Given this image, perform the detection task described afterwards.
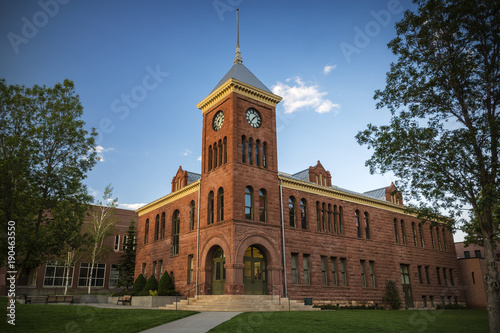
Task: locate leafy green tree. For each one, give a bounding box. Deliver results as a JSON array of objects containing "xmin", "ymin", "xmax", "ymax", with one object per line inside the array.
[
  {"xmin": 116, "ymin": 218, "xmax": 136, "ymax": 291},
  {"xmin": 158, "ymin": 271, "xmax": 176, "ymax": 296},
  {"xmin": 84, "ymin": 184, "xmax": 118, "ymax": 294},
  {"xmin": 139, "ymin": 275, "xmax": 158, "ymax": 296},
  {"xmin": 356, "ymin": 0, "xmax": 499, "ymax": 330},
  {"xmin": 131, "ymin": 274, "xmax": 146, "ymax": 296},
  {"xmin": 0, "ymin": 78, "xmax": 98, "ymax": 279},
  {"xmin": 383, "ymin": 280, "xmax": 402, "ymax": 310}
]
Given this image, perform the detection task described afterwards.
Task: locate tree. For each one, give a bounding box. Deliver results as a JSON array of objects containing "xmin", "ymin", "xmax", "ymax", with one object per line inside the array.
[
  {"xmin": 139, "ymin": 275, "xmax": 158, "ymax": 296},
  {"xmin": 116, "ymin": 218, "xmax": 136, "ymax": 291},
  {"xmin": 355, "ymin": 0, "xmax": 499, "ymax": 330},
  {"xmin": 131, "ymin": 274, "xmax": 146, "ymax": 296},
  {"xmin": 383, "ymin": 280, "xmax": 402, "ymax": 310},
  {"xmin": 84, "ymin": 184, "xmax": 118, "ymax": 294},
  {"xmin": 158, "ymin": 271, "xmax": 176, "ymax": 296},
  {"xmin": 0, "ymin": 78, "xmax": 98, "ymax": 279}
]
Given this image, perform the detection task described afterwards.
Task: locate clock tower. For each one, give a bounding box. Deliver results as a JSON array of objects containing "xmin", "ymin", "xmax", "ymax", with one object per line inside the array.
[{"xmin": 195, "ymin": 10, "xmax": 283, "ymax": 294}]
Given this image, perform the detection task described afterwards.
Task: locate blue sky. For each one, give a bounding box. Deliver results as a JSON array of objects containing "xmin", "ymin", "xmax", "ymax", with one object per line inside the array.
[{"xmin": 0, "ymin": 0, "xmax": 464, "ymax": 241}]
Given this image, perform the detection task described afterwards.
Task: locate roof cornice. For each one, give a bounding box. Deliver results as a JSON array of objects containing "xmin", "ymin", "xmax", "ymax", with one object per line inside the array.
[
  {"xmin": 136, "ymin": 180, "xmax": 200, "ymax": 215},
  {"xmin": 197, "ymin": 78, "xmax": 282, "ymax": 113}
]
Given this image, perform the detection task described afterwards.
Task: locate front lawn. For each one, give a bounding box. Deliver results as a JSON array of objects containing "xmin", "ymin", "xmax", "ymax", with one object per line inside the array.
[
  {"xmin": 208, "ymin": 309, "xmax": 489, "ymax": 333},
  {"xmin": 0, "ymin": 297, "xmax": 197, "ymax": 333}
]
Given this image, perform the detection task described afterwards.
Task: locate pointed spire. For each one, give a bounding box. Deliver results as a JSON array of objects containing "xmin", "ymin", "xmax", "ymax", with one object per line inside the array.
[{"xmin": 234, "ymin": 8, "xmax": 243, "ymax": 64}]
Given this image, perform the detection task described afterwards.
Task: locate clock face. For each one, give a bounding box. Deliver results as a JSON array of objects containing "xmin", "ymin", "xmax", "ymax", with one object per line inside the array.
[
  {"xmin": 213, "ymin": 111, "xmax": 224, "ymax": 131},
  {"xmin": 246, "ymin": 108, "xmax": 261, "ymax": 128}
]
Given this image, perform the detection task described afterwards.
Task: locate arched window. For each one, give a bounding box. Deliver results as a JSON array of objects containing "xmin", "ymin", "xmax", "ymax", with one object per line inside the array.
[
  {"xmin": 436, "ymin": 226, "xmax": 442, "ymax": 250},
  {"xmin": 255, "ymin": 140, "xmax": 260, "ymax": 167},
  {"xmin": 245, "ymin": 186, "xmax": 253, "ymax": 220},
  {"xmin": 412, "ymin": 222, "xmax": 417, "ymax": 246},
  {"xmin": 300, "ymin": 199, "xmax": 308, "ymax": 229},
  {"xmin": 208, "ymin": 145, "xmax": 212, "ymax": 171},
  {"xmin": 289, "ymin": 197, "xmax": 296, "ymax": 227},
  {"xmin": 430, "ymin": 226, "xmax": 436, "ymax": 249},
  {"xmin": 248, "ymin": 138, "xmax": 253, "ymax": 165},
  {"xmin": 213, "ymin": 142, "xmax": 218, "ymax": 168},
  {"xmin": 208, "ymin": 191, "xmax": 214, "ymax": 225},
  {"xmin": 322, "ymin": 203, "xmax": 326, "ymax": 232},
  {"xmin": 364, "ymin": 212, "xmax": 370, "ymax": 239},
  {"xmin": 217, "ymin": 187, "xmax": 224, "ymax": 222},
  {"xmin": 259, "ymin": 189, "xmax": 267, "ymax": 222},
  {"xmin": 144, "ymin": 219, "xmax": 149, "ymax": 244},
  {"xmin": 328, "ymin": 204, "xmax": 332, "ymax": 233},
  {"xmin": 218, "ymin": 140, "xmax": 223, "ymax": 166},
  {"xmin": 223, "ymin": 137, "xmax": 227, "ymax": 164},
  {"xmin": 333, "ymin": 205, "xmax": 338, "ymax": 234},
  {"xmin": 161, "ymin": 212, "xmax": 165, "ymax": 239},
  {"xmin": 172, "ymin": 210, "xmax": 180, "ymax": 255},
  {"xmin": 442, "ymin": 228, "xmax": 448, "ymax": 251},
  {"xmin": 263, "ymin": 142, "xmax": 267, "ymax": 168},
  {"xmin": 154, "ymin": 214, "xmax": 160, "ymax": 241},
  {"xmin": 419, "ymin": 223, "xmax": 425, "ymax": 247},
  {"xmin": 401, "ymin": 220, "xmax": 407, "ymax": 244},
  {"xmin": 189, "ymin": 201, "xmax": 195, "ymax": 231},
  {"xmin": 394, "ymin": 218, "xmax": 399, "ymax": 243},
  {"xmin": 316, "ymin": 202, "xmax": 321, "ymax": 231},
  {"xmin": 355, "ymin": 210, "xmax": 361, "ymax": 237},
  {"xmin": 338, "ymin": 206, "xmax": 344, "ymax": 234},
  {"xmin": 241, "ymin": 136, "xmax": 246, "ymax": 163}
]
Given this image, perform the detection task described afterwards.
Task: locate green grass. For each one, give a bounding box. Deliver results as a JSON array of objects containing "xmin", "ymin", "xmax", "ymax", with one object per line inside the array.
[
  {"xmin": 208, "ymin": 309, "xmax": 489, "ymax": 333},
  {"xmin": 0, "ymin": 297, "xmax": 197, "ymax": 333}
]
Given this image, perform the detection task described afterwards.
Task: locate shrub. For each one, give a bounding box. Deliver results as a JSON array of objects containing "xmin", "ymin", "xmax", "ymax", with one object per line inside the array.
[
  {"xmin": 383, "ymin": 280, "xmax": 402, "ymax": 310},
  {"xmin": 139, "ymin": 275, "xmax": 158, "ymax": 296},
  {"xmin": 131, "ymin": 274, "xmax": 146, "ymax": 296},
  {"xmin": 158, "ymin": 271, "xmax": 176, "ymax": 296},
  {"xmin": 149, "ymin": 290, "xmax": 158, "ymax": 296}
]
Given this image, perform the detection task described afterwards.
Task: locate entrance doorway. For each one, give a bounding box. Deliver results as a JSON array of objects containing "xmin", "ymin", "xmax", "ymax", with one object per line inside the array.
[
  {"xmin": 244, "ymin": 246, "xmax": 266, "ymax": 295},
  {"xmin": 400, "ymin": 264, "xmax": 414, "ymax": 308},
  {"xmin": 212, "ymin": 247, "xmax": 225, "ymax": 295}
]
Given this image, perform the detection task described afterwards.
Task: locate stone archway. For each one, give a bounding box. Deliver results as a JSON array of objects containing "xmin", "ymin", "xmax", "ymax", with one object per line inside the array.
[
  {"xmin": 211, "ymin": 246, "xmax": 225, "ymax": 295},
  {"xmin": 243, "ymin": 245, "xmax": 266, "ymax": 295}
]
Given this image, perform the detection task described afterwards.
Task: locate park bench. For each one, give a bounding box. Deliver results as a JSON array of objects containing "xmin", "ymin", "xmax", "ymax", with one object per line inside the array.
[
  {"xmin": 45, "ymin": 295, "xmax": 74, "ymax": 305},
  {"xmin": 117, "ymin": 295, "xmax": 132, "ymax": 305},
  {"xmin": 18, "ymin": 294, "xmax": 31, "ymax": 304}
]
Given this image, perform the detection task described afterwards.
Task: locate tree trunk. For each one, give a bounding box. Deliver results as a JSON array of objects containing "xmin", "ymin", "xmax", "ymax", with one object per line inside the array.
[
  {"xmin": 483, "ymin": 233, "xmax": 500, "ymax": 333},
  {"xmin": 88, "ymin": 246, "xmax": 97, "ymax": 294},
  {"xmin": 64, "ymin": 251, "xmax": 74, "ymax": 296}
]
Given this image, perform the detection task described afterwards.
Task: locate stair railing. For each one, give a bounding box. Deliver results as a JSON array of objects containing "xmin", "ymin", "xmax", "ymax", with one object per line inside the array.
[
  {"xmin": 175, "ymin": 282, "xmax": 210, "ymax": 310},
  {"xmin": 263, "ymin": 282, "xmax": 285, "ymax": 306}
]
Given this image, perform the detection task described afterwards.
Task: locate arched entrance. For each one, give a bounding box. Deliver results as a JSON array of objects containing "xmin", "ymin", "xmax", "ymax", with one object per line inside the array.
[
  {"xmin": 244, "ymin": 246, "xmax": 266, "ymax": 295},
  {"xmin": 212, "ymin": 247, "xmax": 225, "ymax": 295}
]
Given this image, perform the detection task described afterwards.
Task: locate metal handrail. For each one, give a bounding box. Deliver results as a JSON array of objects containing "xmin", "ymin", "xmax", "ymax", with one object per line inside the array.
[
  {"xmin": 264, "ymin": 282, "xmax": 285, "ymax": 306},
  {"xmin": 175, "ymin": 282, "xmax": 210, "ymax": 310}
]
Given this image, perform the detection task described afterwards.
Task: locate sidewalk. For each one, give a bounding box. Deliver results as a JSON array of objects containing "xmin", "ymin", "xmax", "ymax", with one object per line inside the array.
[{"xmin": 140, "ymin": 311, "xmax": 242, "ymax": 333}]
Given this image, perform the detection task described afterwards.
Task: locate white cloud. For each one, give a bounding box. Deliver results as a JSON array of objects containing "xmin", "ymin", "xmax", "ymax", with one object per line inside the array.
[
  {"xmin": 119, "ymin": 203, "xmax": 146, "ymax": 210},
  {"xmin": 88, "ymin": 187, "xmax": 99, "ymax": 198},
  {"xmin": 323, "ymin": 64, "xmax": 337, "ymax": 74},
  {"xmin": 197, "ymin": 156, "xmax": 202, "ymax": 162},
  {"xmin": 271, "ymin": 77, "xmax": 340, "ymax": 114},
  {"xmin": 183, "ymin": 149, "xmax": 192, "ymax": 156},
  {"xmin": 95, "ymin": 145, "xmax": 114, "ymax": 162}
]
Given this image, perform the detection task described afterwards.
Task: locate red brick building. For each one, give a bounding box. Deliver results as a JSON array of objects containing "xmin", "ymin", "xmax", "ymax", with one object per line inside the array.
[{"xmin": 135, "ymin": 40, "xmax": 465, "ymax": 308}]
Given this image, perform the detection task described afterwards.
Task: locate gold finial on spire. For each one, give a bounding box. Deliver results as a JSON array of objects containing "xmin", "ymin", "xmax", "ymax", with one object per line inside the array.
[{"xmin": 234, "ymin": 8, "xmax": 243, "ymax": 64}]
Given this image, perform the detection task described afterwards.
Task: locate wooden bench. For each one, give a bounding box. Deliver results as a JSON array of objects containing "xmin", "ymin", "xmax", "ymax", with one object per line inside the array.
[
  {"xmin": 45, "ymin": 295, "xmax": 74, "ymax": 305},
  {"xmin": 117, "ymin": 295, "xmax": 132, "ymax": 305}
]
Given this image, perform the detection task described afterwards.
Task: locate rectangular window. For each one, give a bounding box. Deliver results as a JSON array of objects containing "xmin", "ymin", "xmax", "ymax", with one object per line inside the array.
[
  {"xmin": 436, "ymin": 267, "xmax": 441, "ymax": 285},
  {"xmin": 321, "ymin": 256, "xmax": 328, "ymax": 286},
  {"xmin": 78, "ymin": 263, "xmax": 106, "ymax": 287},
  {"xmin": 430, "ymin": 296, "xmax": 434, "ymax": 307},
  {"xmin": 401, "ymin": 220, "xmax": 407, "ymax": 244},
  {"xmin": 114, "ymin": 235, "xmax": 120, "ymax": 251},
  {"xmin": 291, "ymin": 253, "xmax": 299, "ymax": 284},
  {"xmin": 369, "ymin": 261, "xmax": 376, "ymax": 287},
  {"xmin": 340, "ymin": 258, "xmax": 348, "ymax": 286},
  {"xmin": 425, "ymin": 266, "xmax": 430, "ymax": 284},
  {"xmin": 153, "ymin": 261, "xmax": 157, "ymax": 279},
  {"xmin": 443, "ymin": 267, "xmax": 448, "ymax": 285},
  {"xmin": 188, "ymin": 255, "xmax": 194, "ymax": 284},
  {"xmin": 303, "ymin": 254, "xmax": 311, "ymax": 285},
  {"xmin": 109, "ymin": 264, "xmax": 119, "ymax": 288},
  {"xmin": 360, "ymin": 260, "xmax": 367, "ymax": 287},
  {"xmin": 422, "ymin": 295, "xmax": 427, "ymax": 307},
  {"xmin": 43, "ymin": 261, "xmax": 74, "ymax": 287},
  {"xmin": 142, "ymin": 263, "xmax": 146, "ymax": 276},
  {"xmin": 331, "ymin": 257, "xmax": 338, "ymax": 286},
  {"xmin": 418, "ymin": 266, "xmax": 423, "ymax": 284},
  {"xmin": 159, "ymin": 260, "xmax": 163, "ymax": 279},
  {"xmin": 464, "ymin": 251, "xmax": 470, "ymax": 258},
  {"xmin": 449, "ymin": 269, "xmax": 454, "ymax": 286},
  {"xmin": 475, "ymin": 250, "xmax": 482, "ymax": 258},
  {"xmin": 122, "ymin": 235, "xmax": 128, "ymax": 251}
]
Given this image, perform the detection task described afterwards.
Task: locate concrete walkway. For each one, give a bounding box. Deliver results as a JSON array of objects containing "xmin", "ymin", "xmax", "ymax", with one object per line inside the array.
[{"xmin": 140, "ymin": 311, "xmax": 242, "ymax": 333}]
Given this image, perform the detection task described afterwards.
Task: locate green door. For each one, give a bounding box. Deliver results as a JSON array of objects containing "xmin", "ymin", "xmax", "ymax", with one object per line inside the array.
[
  {"xmin": 400, "ymin": 264, "xmax": 414, "ymax": 308},
  {"xmin": 244, "ymin": 246, "xmax": 266, "ymax": 295},
  {"xmin": 212, "ymin": 248, "xmax": 225, "ymax": 295}
]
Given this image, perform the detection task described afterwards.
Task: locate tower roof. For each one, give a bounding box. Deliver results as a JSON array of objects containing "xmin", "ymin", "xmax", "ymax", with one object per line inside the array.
[{"xmin": 211, "ymin": 63, "xmax": 272, "ymax": 94}]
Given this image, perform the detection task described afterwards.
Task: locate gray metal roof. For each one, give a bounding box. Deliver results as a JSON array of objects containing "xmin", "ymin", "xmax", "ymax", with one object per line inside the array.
[
  {"xmin": 211, "ymin": 63, "xmax": 272, "ymax": 93},
  {"xmin": 186, "ymin": 171, "xmax": 201, "ymax": 184},
  {"xmin": 363, "ymin": 187, "xmax": 386, "ymax": 200},
  {"xmin": 291, "ymin": 169, "xmax": 310, "ymax": 182}
]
